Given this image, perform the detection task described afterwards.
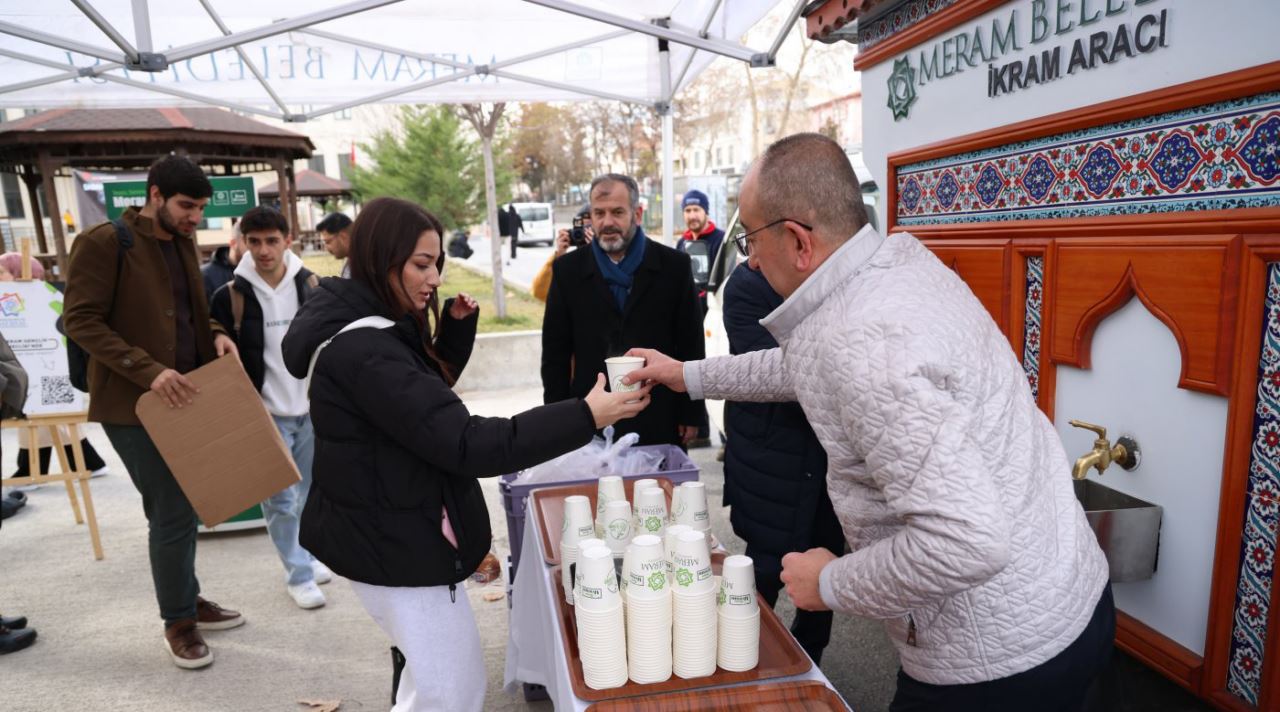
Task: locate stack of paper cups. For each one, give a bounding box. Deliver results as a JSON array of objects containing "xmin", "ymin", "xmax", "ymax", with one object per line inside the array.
[
  {"xmin": 675, "ymin": 481, "xmax": 711, "ymax": 533},
  {"xmin": 575, "ymin": 546, "xmax": 629, "ymax": 690},
  {"xmin": 669, "ymin": 485, "xmax": 685, "ymax": 526},
  {"xmin": 601, "ymin": 499, "xmax": 632, "ymax": 557},
  {"xmin": 631, "ymin": 479, "xmax": 659, "ymax": 532},
  {"xmin": 624, "ymin": 534, "xmax": 672, "ymax": 683},
  {"xmin": 595, "ymin": 476, "xmax": 626, "ymax": 538},
  {"xmin": 561, "ymin": 495, "xmax": 597, "ymax": 605},
  {"xmin": 633, "ymin": 485, "xmax": 668, "ymax": 537},
  {"xmin": 717, "ymin": 554, "xmax": 761, "ymax": 672},
  {"xmin": 663, "ymin": 524, "xmax": 692, "ymax": 587},
  {"xmin": 671, "ymin": 530, "xmax": 717, "ymax": 678}
]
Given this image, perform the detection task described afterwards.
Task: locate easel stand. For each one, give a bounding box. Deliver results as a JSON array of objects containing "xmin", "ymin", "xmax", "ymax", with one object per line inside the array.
[{"xmin": 1, "ymin": 412, "xmax": 104, "ymax": 560}]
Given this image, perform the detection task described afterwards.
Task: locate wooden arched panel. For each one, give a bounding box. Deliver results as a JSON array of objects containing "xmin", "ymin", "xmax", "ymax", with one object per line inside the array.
[
  {"xmin": 1048, "ymin": 237, "xmax": 1242, "ymax": 396},
  {"xmin": 921, "ymin": 239, "xmax": 1012, "ymax": 336}
]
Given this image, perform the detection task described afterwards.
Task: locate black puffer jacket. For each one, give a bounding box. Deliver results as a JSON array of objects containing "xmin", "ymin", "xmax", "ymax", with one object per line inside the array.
[
  {"xmin": 282, "ymin": 277, "xmax": 596, "ymax": 587},
  {"xmin": 722, "ymin": 263, "xmax": 842, "ymax": 578}
]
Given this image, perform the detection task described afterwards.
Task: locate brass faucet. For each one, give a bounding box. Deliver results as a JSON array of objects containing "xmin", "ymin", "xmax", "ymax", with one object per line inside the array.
[{"xmin": 1068, "ymin": 420, "xmax": 1140, "ymax": 480}]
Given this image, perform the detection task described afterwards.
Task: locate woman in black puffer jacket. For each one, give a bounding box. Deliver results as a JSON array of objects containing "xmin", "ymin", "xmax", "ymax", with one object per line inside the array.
[{"xmin": 282, "ymin": 197, "xmax": 650, "ymax": 711}]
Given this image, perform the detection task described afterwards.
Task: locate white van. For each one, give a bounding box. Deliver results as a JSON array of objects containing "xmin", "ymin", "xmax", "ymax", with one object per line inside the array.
[{"xmin": 510, "ymin": 202, "xmax": 555, "ymax": 246}]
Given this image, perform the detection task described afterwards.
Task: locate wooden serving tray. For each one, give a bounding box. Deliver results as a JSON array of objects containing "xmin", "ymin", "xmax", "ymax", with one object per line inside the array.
[
  {"xmin": 534, "ymin": 478, "xmax": 677, "ymax": 566},
  {"xmin": 550, "ymin": 565, "xmax": 812, "ymax": 702},
  {"xmin": 583, "ymin": 680, "xmax": 849, "ymax": 711}
]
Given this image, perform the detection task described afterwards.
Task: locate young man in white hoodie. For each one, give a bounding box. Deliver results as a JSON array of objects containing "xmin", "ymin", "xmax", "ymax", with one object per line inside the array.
[{"xmin": 210, "ymin": 206, "xmax": 332, "ymax": 609}]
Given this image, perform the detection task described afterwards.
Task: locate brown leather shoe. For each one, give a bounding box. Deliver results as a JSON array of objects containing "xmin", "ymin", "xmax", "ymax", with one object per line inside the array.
[
  {"xmin": 163, "ymin": 619, "xmax": 212, "ymax": 669},
  {"xmin": 195, "ymin": 597, "xmax": 245, "ymax": 631}
]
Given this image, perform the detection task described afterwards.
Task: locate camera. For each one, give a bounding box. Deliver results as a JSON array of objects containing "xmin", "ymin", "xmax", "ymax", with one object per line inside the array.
[{"xmin": 569, "ymin": 214, "xmax": 588, "ymax": 247}]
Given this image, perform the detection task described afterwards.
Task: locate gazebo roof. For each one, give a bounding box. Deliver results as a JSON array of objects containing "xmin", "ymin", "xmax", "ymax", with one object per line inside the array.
[
  {"xmin": 0, "ymin": 107, "xmax": 314, "ymax": 173},
  {"xmin": 259, "ymin": 169, "xmax": 353, "ymax": 199}
]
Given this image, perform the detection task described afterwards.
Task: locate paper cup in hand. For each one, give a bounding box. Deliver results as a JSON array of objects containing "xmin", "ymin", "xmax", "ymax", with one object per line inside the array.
[
  {"xmin": 718, "ymin": 554, "xmax": 760, "ymax": 618},
  {"xmin": 602, "ymin": 499, "xmax": 632, "ymax": 555},
  {"xmin": 675, "ymin": 481, "xmax": 710, "ymax": 532},
  {"xmin": 604, "ymin": 356, "xmax": 645, "ymax": 393},
  {"xmin": 633, "ymin": 486, "xmax": 668, "ymax": 536}
]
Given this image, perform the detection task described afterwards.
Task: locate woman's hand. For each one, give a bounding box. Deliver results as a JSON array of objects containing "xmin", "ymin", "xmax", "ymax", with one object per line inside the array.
[
  {"xmin": 448, "ymin": 293, "xmax": 479, "ymax": 320},
  {"xmin": 584, "ymin": 373, "xmax": 652, "ymax": 428}
]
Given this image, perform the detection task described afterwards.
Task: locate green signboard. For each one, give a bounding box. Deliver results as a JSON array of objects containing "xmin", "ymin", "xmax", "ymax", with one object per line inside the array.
[{"xmin": 103, "ymin": 176, "xmax": 256, "ymax": 220}]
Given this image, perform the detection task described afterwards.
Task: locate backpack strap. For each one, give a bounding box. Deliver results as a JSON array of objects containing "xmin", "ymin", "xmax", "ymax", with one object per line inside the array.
[
  {"xmin": 228, "ymin": 281, "xmax": 244, "ymax": 337},
  {"xmin": 305, "ymin": 273, "xmax": 320, "ymax": 289},
  {"xmin": 305, "ymin": 316, "xmax": 395, "ymax": 397}
]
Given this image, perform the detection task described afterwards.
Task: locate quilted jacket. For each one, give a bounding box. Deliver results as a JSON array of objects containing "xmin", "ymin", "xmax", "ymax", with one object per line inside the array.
[{"xmin": 686, "ymin": 226, "xmax": 1109, "ymax": 685}]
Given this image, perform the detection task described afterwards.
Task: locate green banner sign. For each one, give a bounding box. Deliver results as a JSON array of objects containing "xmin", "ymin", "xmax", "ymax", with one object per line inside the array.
[{"xmin": 103, "ymin": 176, "xmax": 257, "ymax": 220}]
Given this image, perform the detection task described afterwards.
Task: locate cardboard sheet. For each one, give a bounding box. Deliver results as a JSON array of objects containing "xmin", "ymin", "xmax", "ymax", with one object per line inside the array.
[{"xmin": 136, "ymin": 355, "xmax": 300, "ymax": 527}]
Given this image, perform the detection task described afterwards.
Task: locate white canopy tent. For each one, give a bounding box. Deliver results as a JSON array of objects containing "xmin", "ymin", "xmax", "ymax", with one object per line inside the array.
[{"xmin": 0, "ymin": 0, "xmax": 797, "ymax": 235}]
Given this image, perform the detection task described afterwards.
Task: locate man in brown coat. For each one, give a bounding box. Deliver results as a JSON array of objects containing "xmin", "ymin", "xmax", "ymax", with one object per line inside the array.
[{"xmin": 64, "ymin": 155, "xmax": 244, "ymax": 670}]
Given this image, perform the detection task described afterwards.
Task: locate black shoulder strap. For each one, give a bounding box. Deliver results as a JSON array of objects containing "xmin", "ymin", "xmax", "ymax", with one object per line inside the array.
[{"xmin": 110, "ymin": 218, "xmax": 134, "ymax": 253}]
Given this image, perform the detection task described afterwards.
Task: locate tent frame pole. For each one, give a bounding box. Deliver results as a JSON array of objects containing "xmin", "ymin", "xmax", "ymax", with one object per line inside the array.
[
  {"xmin": 69, "ymin": 0, "xmax": 140, "ymax": 65},
  {"xmin": 522, "ymin": 0, "xmax": 771, "ymax": 66}
]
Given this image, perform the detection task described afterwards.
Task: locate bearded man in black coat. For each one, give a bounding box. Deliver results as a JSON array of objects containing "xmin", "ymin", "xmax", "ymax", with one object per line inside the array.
[{"xmin": 541, "ymin": 174, "xmax": 705, "ymax": 447}]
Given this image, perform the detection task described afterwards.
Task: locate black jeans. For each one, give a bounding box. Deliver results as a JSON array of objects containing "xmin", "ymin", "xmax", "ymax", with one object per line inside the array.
[
  {"xmin": 104, "ymin": 425, "xmax": 200, "ymax": 624},
  {"xmin": 890, "ymin": 583, "xmax": 1116, "ymax": 712}
]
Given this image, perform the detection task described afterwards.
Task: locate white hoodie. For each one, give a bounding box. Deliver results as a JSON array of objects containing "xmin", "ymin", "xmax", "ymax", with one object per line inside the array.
[{"xmin": 235, "ymin": 249, "xmax": 309, "ymax": 417}]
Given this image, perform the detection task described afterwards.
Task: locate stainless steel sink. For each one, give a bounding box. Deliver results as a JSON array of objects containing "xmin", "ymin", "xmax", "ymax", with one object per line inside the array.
[{"xmin": 1074, "ymin": 480, "xmax": 1162, "ymax": 582}]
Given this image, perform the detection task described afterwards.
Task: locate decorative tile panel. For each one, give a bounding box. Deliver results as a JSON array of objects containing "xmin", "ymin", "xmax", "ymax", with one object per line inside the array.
[
  {"xmin": 1227, "ymin": 262, "xmax": 1280, "ymax": 706},
  {"xmin": 895, "ymin": 92, "xmax": 1280, "ymax": 225},
  {"xmin": 1021, "ymin": 256, "xmax": 1043, "ymax": 401},
  {"xmin": 859, "ymin": 0, "xmax": 961, "ymax": 52}
]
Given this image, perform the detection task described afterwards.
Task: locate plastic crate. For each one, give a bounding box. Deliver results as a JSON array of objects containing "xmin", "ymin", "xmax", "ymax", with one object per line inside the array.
[{"xmin": 500, "ymin": 444, "xmax": 699, "ymax": 581}]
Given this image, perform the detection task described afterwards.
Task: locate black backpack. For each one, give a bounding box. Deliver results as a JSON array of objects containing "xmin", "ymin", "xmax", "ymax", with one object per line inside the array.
[{"xmin": 65, "ymin": 218, "xmax": 133, "ymax": 392}]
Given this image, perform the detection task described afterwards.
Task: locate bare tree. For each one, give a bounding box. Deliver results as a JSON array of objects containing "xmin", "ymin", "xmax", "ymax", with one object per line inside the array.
[{"xmin": 459, "ymin": 102, "xmax": 508, "ymax": 319}]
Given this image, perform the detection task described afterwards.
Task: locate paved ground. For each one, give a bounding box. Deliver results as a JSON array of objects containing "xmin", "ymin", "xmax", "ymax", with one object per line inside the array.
[
  {"xmin": 451, "ymin": 236, "xmax": 557, "ymax": 293},
  {"xmin": 0, "ymin": 386, "xmax": 1212, "ymax": 711}
]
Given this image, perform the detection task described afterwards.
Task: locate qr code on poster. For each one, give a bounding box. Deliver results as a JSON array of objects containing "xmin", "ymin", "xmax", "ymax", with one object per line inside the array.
[{"xmin": 41, "ymin": 375, "xmax": 76, "ymax": 405}]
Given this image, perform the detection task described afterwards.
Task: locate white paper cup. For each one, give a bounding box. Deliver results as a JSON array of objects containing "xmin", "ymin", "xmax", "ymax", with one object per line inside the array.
[
  {"xmin": 676, "ymin": 481, "xmax": 710, "ymax": 531},
  {"xmin": 671, "ymin": 530, "xmax": 714, "ymax": 593},
  {"xmin": 576, "ymin": 546, "xmax": 623, "ymax": 611},
  {"xmin": 633, "ymin": 486, "xmax": 668, "ymax": 536},
  {"xmin": 718, "ymin": 554, "xmax": 760, "ymax": 617},
  {"xmin": 563, "ymin": 495, "xmax": 596, "ymax": 545},
  {"xmin": 672, "ymin": 586, "xmax": 718, "ymax": 679},
  {"xmin": 605, "ymin": 355, "xmax": 645, "ymax": 393},
  {"xmin": 602, "ymin": 499, "xmax": 632, "ymax": 555},
  {"xmin": 663, "ymin": 524, "xmax": 692, "ymax": 584},
  {"xmin": 625, "ymin": 535, "xmax": 669, "ymax": 598},
  {"xmin": 596, "ymin": 476, "xmax": 626, "ymax": 536},
  {"xmin": 716, "ymin": 610, "xmax": 760, "ymax": 672},
  {"xmin": 632, "ymin": 478, "xmax": 659, "ymax": 494},
  {"xmin": 669, "ymin": 485, "xmax": 685, "ymax": 525}
]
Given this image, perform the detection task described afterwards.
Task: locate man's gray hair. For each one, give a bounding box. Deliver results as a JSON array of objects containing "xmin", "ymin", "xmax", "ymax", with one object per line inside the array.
[
  {"xmin": 754, "ymin": 133, "xmax": 868, "ymax": 243},
  {"xmin": 589, "ymin": 173, "xmax": 640, "ymax": 209}
]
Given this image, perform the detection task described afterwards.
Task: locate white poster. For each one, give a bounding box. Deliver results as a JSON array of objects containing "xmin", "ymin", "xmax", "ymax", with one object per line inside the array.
[{"xmin": 0, "ymin": 281, "xmax": 85, "ymax": 415}]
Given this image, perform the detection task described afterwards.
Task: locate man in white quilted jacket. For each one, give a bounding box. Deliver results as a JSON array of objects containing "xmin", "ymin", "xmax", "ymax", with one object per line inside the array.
[{"xmin": 625, "ymin": 133, "xmax": 1114, "ymax": 711}]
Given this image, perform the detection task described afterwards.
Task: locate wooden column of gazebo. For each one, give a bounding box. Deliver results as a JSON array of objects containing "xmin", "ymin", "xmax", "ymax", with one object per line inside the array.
[{"xmin": 0, "ymin": 108, "xmax": 314, "ymax": 277}]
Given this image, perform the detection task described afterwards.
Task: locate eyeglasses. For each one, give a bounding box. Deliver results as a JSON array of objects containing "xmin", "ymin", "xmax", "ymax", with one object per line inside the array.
[{"xmin": 731, "ymin": 218, "xmax": 813, "ymax": 257}]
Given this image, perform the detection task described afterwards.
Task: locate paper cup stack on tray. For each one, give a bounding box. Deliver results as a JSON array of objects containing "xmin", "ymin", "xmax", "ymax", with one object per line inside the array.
[
  {"xmin": 623, "ymin": 534, "xmax": 673, "ymax": 683},
  {"xmin": 670, "ymin": 529, "xmax": 718, "ymax": 678},
  {"xmin": 560, "ymin": 495, "xmax": 596, "ymax": 605},
  {"xmin": 717, "ymin": 555, "xmax": 761, "ymax": 672},
  {"xmin": 595, "ymin": 475, "xmax": 626, "ymax": 538},
  {"xmin": 575, "ymin": 546, "xmax": 629, "ymax": 690},
  {"xmin": 632, "ymin": 484, "xmax": 668, "ymax": 537}
]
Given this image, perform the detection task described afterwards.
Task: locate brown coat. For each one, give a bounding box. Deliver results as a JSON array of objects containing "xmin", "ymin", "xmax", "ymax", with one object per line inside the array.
[{"xmin": 63, "ymin": 207, "xmax": 225, "ymax": 425}]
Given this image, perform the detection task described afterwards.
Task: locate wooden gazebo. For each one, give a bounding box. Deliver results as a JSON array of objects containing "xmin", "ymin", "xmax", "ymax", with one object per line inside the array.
[
  {"xmin": 258, "ymin": 168, "xmax": 354, "ymax": 202},
  {"xmin": 0, "ymin": 107, "xmax": 314, "ymax": 275}
]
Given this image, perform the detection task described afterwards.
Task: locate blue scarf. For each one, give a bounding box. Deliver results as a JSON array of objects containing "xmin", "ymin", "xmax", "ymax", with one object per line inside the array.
[{"xmin": 592, "ymin": 226, "xmax": 647, "ymax": 312}]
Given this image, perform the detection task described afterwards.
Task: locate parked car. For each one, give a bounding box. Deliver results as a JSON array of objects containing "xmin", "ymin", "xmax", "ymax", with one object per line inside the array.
[
  {"xmin": 511, "ymin": 202, "xmax": 555, "ymax": 246},
  {"xmin": 702, "ymin": 182, "xmax": 878, "ymax": 437}
]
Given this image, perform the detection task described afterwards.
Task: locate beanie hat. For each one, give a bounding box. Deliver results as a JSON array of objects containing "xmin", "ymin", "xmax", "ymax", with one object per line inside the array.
[{"xmin": 681, "ymin": 190, "xmax": 709, "ymax": 212}]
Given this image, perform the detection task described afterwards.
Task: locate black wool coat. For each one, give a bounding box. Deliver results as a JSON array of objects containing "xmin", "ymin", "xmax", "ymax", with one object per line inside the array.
[
  {"xmin": 541, "ymin": 238, "xmax": 705, "ymax": 446},
  {"xmin": 282, "ymin": 277, "xmax": 595, "ymax": 587}
]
